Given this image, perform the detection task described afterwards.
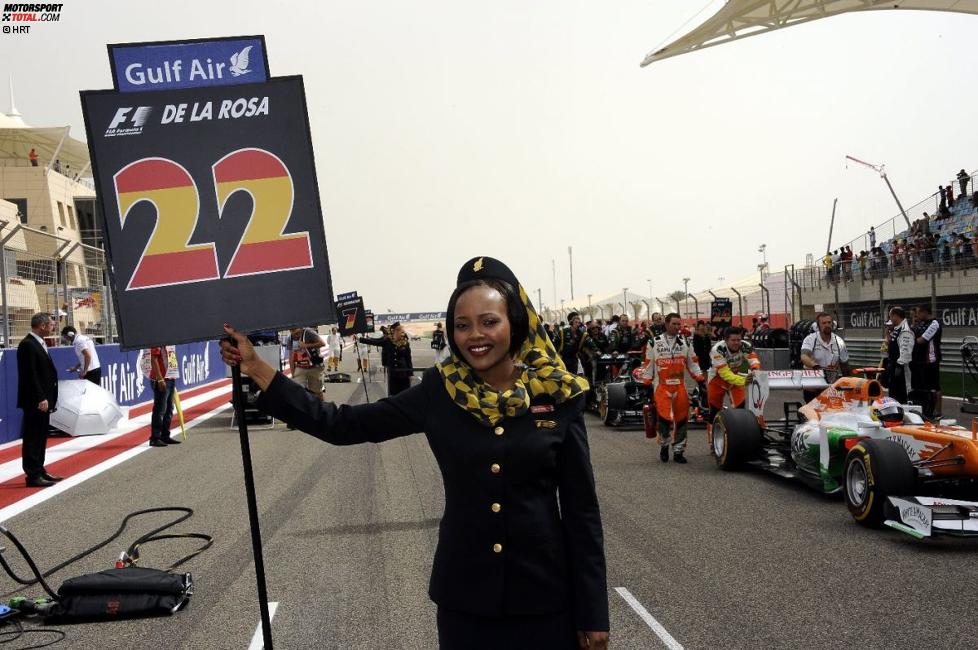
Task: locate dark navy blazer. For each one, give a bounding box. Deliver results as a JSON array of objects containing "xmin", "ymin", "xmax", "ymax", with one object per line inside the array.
[{"xmin": 257, "ymin": 366, "xmax": 609, "ymax": 631}]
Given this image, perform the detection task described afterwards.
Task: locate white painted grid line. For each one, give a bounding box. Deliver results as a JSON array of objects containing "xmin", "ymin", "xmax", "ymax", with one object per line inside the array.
[
  {"xmin": 615, "ymin": 587, "xmax": 684, "ymax": 650},
  {"xmin": 247, "ymin": 602, "xmax": 279, "ymax": 650}
]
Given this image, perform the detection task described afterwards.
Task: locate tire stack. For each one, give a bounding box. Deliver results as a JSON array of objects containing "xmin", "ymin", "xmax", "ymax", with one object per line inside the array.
[
  {"xmin": 752, "ymin": 328, "xmax": 789, "ymax": 349},
  {"xmin": 789, "ymin": 319, "xmax": 816, "ymax": 369}
]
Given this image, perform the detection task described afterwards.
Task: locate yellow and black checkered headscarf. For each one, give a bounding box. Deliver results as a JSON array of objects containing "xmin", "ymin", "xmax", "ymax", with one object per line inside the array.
[{"xmin": 437, "ymin": 257, "xmax": 589, "ymax": 427}]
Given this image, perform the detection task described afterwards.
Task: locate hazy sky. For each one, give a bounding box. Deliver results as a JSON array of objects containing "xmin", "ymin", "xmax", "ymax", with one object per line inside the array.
[{"xmin": 5, "ymin": 1, "xmax": 977, "ymax": 313}]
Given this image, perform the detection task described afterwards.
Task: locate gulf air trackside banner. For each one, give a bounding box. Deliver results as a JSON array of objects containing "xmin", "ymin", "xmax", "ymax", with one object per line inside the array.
[{"xmin": 81, "ymin": 71, "xmax": 334, "ymax": 349}]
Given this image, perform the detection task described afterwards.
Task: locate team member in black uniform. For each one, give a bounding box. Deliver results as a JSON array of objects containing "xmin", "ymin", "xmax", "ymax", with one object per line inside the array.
[
  {"xmin": 557, "ymin": 312, "xmax": 586, "ymax": 374},
  {"xmin": 359, "ymin": 322, "xmax": 413, "ymax": 395},
  {"xmin": 221, "ymin": 257, "xmax": 609, "ymax": 649},
  {"xmin": 609, "ymin": 315, "xmax": 637, "ymax": 355}
]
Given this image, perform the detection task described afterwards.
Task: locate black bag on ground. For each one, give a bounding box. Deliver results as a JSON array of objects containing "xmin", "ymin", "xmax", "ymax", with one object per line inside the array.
[{"xmin": 49, "ymin": 567, "xmax": 193, "ymax": 622}]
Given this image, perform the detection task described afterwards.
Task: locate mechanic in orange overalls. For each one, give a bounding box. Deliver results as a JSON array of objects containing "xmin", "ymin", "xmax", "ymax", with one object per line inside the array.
[{"xmin": 641, "ymin": 313, "xmax": 705, "ymax": 464}]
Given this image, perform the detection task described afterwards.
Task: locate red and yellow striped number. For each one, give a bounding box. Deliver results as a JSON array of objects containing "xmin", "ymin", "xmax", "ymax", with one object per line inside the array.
[
  {"xmin": 214, "ymin": 148, "xmax": 313, "ymax": 278},
  {"xmin": 114, "ymin": 158, "xmax": 221, "ymax": 290}
]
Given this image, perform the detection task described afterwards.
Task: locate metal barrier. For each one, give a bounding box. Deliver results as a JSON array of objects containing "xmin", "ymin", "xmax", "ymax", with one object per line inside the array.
[
  {"xmin": 844, "ymin": 337, "xmax": 966, "ymax": 373},
  {"xmin": 0, "ymin": 224, "xmax": 115, "ymax": 347}
]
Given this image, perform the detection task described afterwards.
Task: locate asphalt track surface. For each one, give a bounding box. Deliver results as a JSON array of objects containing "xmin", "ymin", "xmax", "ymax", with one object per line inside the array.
[{"xmin": 4, "ymin": 342, "xmax": 978, "ymax": 649}]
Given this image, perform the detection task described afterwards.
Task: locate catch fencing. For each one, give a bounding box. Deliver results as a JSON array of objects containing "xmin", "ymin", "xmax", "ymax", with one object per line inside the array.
[{"xmin": 0, "ymin": 224, "xmax": 115, "ymax": 347}]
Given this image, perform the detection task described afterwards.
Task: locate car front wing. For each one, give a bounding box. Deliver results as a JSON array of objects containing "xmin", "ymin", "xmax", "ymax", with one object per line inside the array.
[{"xmin": 885, "ymin": 496, "xmax": 978, "ymax": 539}]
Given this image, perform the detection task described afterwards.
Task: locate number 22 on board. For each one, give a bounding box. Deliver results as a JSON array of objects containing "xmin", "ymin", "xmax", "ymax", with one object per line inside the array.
[{"xmin": 113, "ymin": 147, "xmax": 313, "ymax": 290}]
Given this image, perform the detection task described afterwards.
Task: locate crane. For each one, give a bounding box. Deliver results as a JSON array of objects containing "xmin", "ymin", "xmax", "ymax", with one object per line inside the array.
[{"xmin": 845, "ymin": 155, "xmax": 912, "ymax": 231}]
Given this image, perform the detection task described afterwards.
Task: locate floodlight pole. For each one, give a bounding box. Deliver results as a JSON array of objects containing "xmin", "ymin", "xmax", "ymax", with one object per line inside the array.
[{"xmin": 845, "ymin": 155, "xmax": 911, "ymax": 231}]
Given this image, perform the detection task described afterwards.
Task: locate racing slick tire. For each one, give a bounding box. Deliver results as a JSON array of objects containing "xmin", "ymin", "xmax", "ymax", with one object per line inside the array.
[
  {"xmin": 602, "ymin": 382, "xmax": 626, "ymax": 426},
  {"xmin": 713, "ymin": 408, "xmax": 763, "ymax": 470},
  {"xmin": 844, "ymin": 438, "xmax": 916, "ymax": 527}
]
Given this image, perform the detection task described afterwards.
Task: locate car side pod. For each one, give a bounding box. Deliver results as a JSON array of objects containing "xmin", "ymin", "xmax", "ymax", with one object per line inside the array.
[{"xmin": 884, "ymin": 496, "xmax": 978, "ymax": 539}]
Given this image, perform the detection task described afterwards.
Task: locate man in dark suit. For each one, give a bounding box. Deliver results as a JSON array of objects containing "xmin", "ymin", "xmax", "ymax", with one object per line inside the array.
[{"xmin": 17, "ymin": 313, "xmax": 63, "ymax": 487}]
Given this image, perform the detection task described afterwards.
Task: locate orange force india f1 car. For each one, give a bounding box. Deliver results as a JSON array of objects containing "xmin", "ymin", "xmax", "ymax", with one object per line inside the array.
[{"xmin": 712, "ymin": 370, "xmax": 978, "ymax": 539}]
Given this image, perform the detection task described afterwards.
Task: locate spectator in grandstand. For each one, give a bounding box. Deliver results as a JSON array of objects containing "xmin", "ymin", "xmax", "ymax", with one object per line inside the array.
[
  {"xmin": 220, "ymin": 258, "xmax": 610, "ymax": 649},
  {"xmin": 939, "ymin": 185, "xmax": 948, "ymax": 214},
  {"xmin": 892, "ymin": 240, "xmax": 904, "ymax": 271},
  {"xmin": 868, "ymin": 226, "xmax": 876, "ymax": 249},
  {"xmin": 18, "ymin": 313, "xmax": 61, "ymax": 487},
  {"xmin": 947, "ymin": 182, "xmax": 955, "ymax": 207},
  {"xmin": 857, "ymin": 250, "xmax": 868, "ymax": 278},
  {"xmin": 822, "ymin": 251, "xmax": 833, "ymax": 281},
  {"xmin": 958, "ymin": 169, "xmax": 970, "ymax": 198},
  {"xmin": 61, "ymin": 325, "xmax": 101, "ymax": 384},
  {"xmin": 961, "ymin": 235, "xmax": 975, "ymax": 266},
  {"xmin": 911, "ymin": 305, "xmax": 942, "ymax": 418},
  {"xmin": 937, "ymin": 236, "xmax": 949, "ymax": 265},
  {"xmin": 800, "ymin": 312, "xmax": 850, "ymax": 403},
  {"xmin": 884, "ymin": 307, "xmax": 914, "ymax": 405},
  {"xmin": 842, "ymin": 247, "xmax": 854, "ymax": 282},
  {"xmin": 28, "ymin": 148, "xmax": 38, "ymax": 167}
]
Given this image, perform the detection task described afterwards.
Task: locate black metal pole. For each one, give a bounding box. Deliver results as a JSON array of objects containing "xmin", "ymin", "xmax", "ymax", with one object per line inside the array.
[
  {"xmin": 231, "ymin": 365, "xmax": 274, "ymax": 649},
  {"xmin": 354, "ymin": 340, "xmax": 370, "ymax": 403}
]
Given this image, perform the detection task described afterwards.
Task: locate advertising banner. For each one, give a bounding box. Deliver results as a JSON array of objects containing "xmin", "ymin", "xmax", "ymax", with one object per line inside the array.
[
  {"xmin": 374, "ymin": 312, "xmax": 446, "ymax": 324},
  {"xmin": 844, "ymin": 294, "xmax": 978, "ymax": 331},
  {"xmin": 109, "ymin": 36, "xmax": 269, "ymax": 92},
  {"xmin": 81, "ymin": 76, "xmax": 334, "ymax": 348},
  {"xmin": 0, "ymin": 341, "xmax": 224, "ymax": 443}
]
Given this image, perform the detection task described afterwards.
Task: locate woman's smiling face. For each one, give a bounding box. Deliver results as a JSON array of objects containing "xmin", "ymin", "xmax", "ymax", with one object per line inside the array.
[{"xmin": 452, "ymin": 284, "xmax": 513, "ymax": 377}]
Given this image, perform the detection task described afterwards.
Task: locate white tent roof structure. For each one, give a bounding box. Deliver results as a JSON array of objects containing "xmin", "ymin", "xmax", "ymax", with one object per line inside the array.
[
  {"xmin": 642, "ymin": 0, "xmax": 978, "ymax": 66},
  {"xmin": 0, "ymin": 76, "xmax": 92, "ymax": 175},
  {"xmin": 0, "ymin": 125, "xmax": 92, "ymax": 174}
]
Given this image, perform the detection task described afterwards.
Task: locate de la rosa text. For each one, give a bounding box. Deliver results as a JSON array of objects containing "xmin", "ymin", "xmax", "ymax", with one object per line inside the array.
[{"xmin": 160, "ymin": 96, "xmax": 270, "ymax": 124}]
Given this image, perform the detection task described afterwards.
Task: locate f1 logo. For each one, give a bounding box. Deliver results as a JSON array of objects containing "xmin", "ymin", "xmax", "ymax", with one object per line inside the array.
[{"xmin": 108, "ymin": 106, "xmax": 152, "ymax": 130}]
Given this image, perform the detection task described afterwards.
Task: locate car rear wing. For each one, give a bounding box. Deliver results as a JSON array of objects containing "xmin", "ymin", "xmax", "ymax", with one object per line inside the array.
[
  {"xmin": 744, "ymin": 370, "xmax": 829, "ymax": 418},
  {"xmin": 885, "ymin": 496, "xmax": 978, "ymax": 539},
  {"xmin": 762, "ymin": 369, "xmax": 831, "ymax": 391}
]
